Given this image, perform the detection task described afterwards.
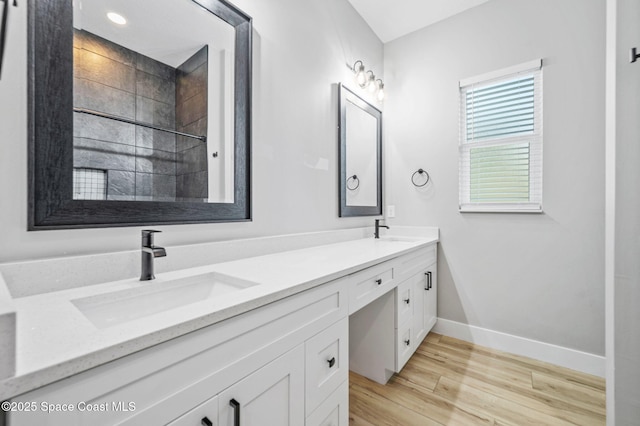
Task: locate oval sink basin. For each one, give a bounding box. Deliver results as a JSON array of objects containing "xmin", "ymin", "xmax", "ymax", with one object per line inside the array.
[{"xmin": 71, "ymin": 272, "xmax": 258, "ymax": 329}]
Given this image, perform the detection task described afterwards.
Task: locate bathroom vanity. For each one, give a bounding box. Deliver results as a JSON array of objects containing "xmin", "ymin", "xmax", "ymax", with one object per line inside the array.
[{"xmin": 1, "ymin": 231, "xmax": 438, "ymax": 425}]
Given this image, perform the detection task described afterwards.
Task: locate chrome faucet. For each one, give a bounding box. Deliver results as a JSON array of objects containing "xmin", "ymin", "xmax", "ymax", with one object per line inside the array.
[
  {"xmin": 374, "ymin": 219, "xmax": 389, "ymax": 239},
  {"xmin": 140, "ymin": 230, "xmax": 167, "ymax": 281}
]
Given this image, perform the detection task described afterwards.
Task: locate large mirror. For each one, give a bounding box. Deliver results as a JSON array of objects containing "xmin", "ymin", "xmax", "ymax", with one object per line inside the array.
[
  {"xmin": 338, "ymin": 84, "xmax": 382, "ymax": 217},
  {"xmin": 28, "ymin": 0, "xmax": 252, "ymax": 229}
]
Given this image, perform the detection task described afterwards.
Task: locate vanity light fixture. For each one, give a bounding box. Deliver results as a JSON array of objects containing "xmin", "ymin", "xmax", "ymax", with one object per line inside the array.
[
  {"xmin": 349, "ymin": 60, "xmax": 385, "ymax": 102},
  {"xmin": 107, "ymin": 12, "xmax": 127, "ymax": 25},
  {"xmin": 353, "ymin": 60, "xmax": 367, "ymax": 87}
]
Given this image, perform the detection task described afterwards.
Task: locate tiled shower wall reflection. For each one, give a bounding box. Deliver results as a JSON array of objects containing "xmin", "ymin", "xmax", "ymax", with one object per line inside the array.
[
  {"xmin": 72, "ymin": 30, "xmax": 208, "ymax": 201},
  {"xmin": 176, "ymin": 47, "xmax": 209, "ymax": 200}
]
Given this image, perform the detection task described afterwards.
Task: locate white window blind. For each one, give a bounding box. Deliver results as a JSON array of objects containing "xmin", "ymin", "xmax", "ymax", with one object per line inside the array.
[{"xmin": 459, "ymin": 60, "xmax": 543, "ymax": 212}]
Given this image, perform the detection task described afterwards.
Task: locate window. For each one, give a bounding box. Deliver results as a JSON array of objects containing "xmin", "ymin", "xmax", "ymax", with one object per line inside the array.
[
  {"xmin": 73, "ymin": 168, "xmax": 107, "ymax": 200},
  {"xmin": 459, "ymin": 59, "xmax": 543, "ymax": 212}
]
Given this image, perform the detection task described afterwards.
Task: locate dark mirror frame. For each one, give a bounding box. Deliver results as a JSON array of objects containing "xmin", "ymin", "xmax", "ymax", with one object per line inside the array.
[
  {"xmin": 338, "ymin": 83, "xmax": 382, "ymax": 217},
  {"xmin": 28, "ymin": 0, "xmax": 252, "ymax": 230}
]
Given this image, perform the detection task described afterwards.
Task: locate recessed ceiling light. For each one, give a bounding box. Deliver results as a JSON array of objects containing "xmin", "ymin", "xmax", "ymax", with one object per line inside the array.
[{"xmin": 107, "ymin": 12, "xmax": 126, "ymax": 25}]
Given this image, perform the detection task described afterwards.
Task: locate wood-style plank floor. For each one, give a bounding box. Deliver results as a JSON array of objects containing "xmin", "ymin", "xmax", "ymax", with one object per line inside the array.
[{"xmin": 349, "ymin": 333, "xmax": 605, "ymax": 425}]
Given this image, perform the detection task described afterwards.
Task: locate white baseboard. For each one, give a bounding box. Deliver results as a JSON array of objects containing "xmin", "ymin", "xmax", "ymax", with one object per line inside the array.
[{"xmin": 433, "ymin": 318, "xmax": 605, "ymax": 378}]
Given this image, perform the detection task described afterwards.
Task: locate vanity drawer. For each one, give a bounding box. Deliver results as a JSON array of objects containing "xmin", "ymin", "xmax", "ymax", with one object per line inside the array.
[
  {"xmin": 305, "ymin": 318, "xmax": 348, "ymax": 414},
  {"xmin": 395, "ymin": 279, "xmax": 413, "ymax": 328},
  {"xmin": 396, "ymin": 321, "xmax": 413, "ymax": 372},
  {"xmin": 306, "ymin": 380, "xmax": 348, "ymax": 426},
  {"xmin": 348, "ymin": 262, "xmax": 395, "ymax": 314},
  {"xmin": 394, "ymin": 245, "xmax": 436, "ymax": 281}
]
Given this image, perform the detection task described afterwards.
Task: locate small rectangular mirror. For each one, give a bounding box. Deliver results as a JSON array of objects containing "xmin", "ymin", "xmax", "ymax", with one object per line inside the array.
[{"xmin": 338, "ymin": 84, "xmax": 382, "ymax": 217}]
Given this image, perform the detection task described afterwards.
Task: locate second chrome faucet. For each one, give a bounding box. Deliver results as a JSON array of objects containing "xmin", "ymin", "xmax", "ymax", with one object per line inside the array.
[{"xmin": 141, "ymin": 230, "xmax": 167, "ymax": 281}]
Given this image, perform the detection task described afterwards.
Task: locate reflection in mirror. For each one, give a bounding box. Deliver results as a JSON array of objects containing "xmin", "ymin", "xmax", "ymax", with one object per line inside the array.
[
  {"xmin": 345, "ymin": 101, "xmax": 377, "ymax": 207},
  {"xmin": 72, "ymin": 0, "xmax": 234, "ymax": 203},
  {"xmin": 28, "ymin": 0, "xmax": 251, "ymax": 229},
  {"xmin": 339, "ymin": 84, "xmax": 382, "ymax": 217}
]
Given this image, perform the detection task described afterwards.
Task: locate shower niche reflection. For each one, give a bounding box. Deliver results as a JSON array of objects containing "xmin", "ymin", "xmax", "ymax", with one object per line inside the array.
[{"xmin": 72, "ymin": 0, "xmax": 235, "ymax": 203}]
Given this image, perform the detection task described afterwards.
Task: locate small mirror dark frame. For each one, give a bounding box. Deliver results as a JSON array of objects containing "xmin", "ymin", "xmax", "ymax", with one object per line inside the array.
[
  {"xmin": 28, "ymin": 0, "xmax": 252, "ymax": 230},
  {"xmin": 338, "ymin": 84, "xmax": 383, "ymax": 217}
]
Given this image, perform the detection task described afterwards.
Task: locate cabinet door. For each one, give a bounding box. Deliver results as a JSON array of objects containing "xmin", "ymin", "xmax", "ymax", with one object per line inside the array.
[
  {"xmin": 306, "ymin": 380, "xmax": 349, "ymax": 426},
  {"xmin": 412, "ymin": 265, "xmax": 437, "ymax": 348},
  {"xmin": 167, "ymin": 395, "xmax": 218, "ymax": 426},
  {"xmin": 424, "ymin": 265, "xmax": 437, "ymax": 333},
  {"xmin": 218, "ymin": 345, "xmax": 304, "ymax": 426}
]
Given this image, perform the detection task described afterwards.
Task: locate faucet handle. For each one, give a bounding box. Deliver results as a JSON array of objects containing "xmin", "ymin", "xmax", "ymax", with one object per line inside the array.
[{"xmin": 141, "ymin": 229, "xmax": 162, "ymax": 246}]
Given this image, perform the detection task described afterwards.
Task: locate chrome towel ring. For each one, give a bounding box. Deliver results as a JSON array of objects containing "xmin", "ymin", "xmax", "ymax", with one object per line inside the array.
[
  {"xmin": 411, "ymin": 169, "xmax": 430, "ymax": 187},
  {"xmin": 346, "ymin": 175, "xmax": 360, "ymax": 191}
]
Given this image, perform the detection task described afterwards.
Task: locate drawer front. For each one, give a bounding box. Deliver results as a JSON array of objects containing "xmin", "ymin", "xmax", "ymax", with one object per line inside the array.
[
  {"xmin": 348, "ymin": 262, "xmax": 395, "ymax": 314},
  {"xmin": 306, "ymin": 380, "xmax": 348, "ymax": 426},
  {"xmin": 394, "ymin": 245, "xmax": 437, "ymax": 281},
  {"xmin": 305, "ymin": 318, "xmax": 348, "ymax": 414},
  {"xmin": 395, "ymin": 279, "xmax": 413, "ymax": 328},
  {"xmin": 396, "ymin": 322, "xmax": 413, "ymax": 372}
]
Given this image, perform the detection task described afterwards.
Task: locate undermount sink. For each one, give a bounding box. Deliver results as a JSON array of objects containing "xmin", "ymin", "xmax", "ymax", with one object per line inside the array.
[{"xmin": 71, "ymin": 272, "xmax": 258, "ymax": 329}]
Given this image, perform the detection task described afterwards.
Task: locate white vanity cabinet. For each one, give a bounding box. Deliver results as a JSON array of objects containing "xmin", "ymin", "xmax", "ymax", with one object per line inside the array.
[
  {"xmin": 348, "ymin": 242, "xmax": 438, "ymax": 383},
  {"xmin": 395, "ymin": 245, "xmax": 438, "ymax": 372},
  {"xmin": 7, "ymin": 239, "xmax": 437, "ymax": 426},
  {"xmin": 8, "ymin": 280, "xmax": 347, "ymax": 426}
]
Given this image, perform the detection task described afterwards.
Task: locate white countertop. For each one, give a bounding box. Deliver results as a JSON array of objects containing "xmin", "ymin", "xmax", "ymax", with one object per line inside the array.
[{"xmin": 0, "ymin": 233, "xmax": 438, "ymax": 400}]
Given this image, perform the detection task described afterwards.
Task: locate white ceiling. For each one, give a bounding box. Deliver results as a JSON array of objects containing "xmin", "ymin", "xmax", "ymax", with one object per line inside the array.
[
  {"xmin": 74, "ymin": 0, "xmax": 234, "ymax": 67},
  {"xmin": 347, "ymin": 0, "xmax": 490, "ymax": 43}
]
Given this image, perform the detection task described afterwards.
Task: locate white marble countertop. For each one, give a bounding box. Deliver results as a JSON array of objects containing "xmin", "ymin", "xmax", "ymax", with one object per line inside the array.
[{"xmin": 0, "ymin": 232, "xmax": 438, "ymax": 400}]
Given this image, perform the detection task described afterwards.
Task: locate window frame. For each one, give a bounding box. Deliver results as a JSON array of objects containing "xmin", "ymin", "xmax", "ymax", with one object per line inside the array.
[{"xmin": 458, "ymin": 59, "xmax": 543, "ymax": 213}]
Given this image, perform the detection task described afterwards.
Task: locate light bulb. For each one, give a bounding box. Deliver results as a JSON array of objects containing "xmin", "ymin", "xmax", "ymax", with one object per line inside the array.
[
  {"xmin": 353, "ymin": 61, "xmax": 367, "ymax": 87},
  {"xmin": 366, "ymin": 71, "xmax": 376, "ymax": 92},
  {"xmin": 376, "ymin": 79, "xmax": 385, "ymax": 101}
]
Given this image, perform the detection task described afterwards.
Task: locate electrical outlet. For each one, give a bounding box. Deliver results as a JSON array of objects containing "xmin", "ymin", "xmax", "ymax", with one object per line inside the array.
[{"xmin": 387, "ymin": 205, "xmax": 396, "ymax": 218}]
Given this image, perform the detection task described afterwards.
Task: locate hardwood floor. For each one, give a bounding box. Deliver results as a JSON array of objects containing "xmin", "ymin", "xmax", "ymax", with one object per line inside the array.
[{"xmin": 349, "ymin": 333, "xmax": 605, "ymax": 425}]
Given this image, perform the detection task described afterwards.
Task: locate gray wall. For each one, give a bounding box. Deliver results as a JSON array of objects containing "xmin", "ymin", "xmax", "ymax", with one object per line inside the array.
[
  {"xmin": 0, "ymin": 0, "xmax": 382, "ymax": 262},
  {"xmin": 384, "ymin": 0, "xmax": 606, "ymax": 355},
  {"xmin": 73, "ymin": 30, "xmax": 178, "ymax": 201},
  {"xmin": 610, "ymin": 0, "xmax": 640, "ymax": 421}
]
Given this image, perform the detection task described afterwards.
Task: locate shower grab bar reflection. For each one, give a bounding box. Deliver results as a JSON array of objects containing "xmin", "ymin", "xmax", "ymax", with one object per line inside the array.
[{"xmin": 73, "ymin": 107, "xmax": 207, "ymax": 143}]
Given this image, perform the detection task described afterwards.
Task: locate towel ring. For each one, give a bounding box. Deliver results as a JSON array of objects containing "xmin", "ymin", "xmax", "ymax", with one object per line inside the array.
[
  {"xmin": 411, "ymin": 169, "xmax": 430, "ymax": 187},
  {"xmin": 346, "ymin": 174, "xmax": 360, "ymax": 191}
]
